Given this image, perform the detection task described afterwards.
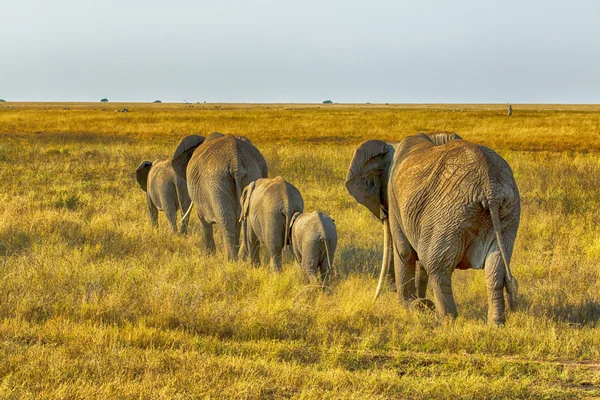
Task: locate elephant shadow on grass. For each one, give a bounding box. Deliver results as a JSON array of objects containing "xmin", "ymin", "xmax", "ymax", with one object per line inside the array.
[
  {"xmin": 519, "ymin": 296, "xmax": 600, "ymax": 326},
  {"xmin": 336, "ymin": 246, "xmax": 381, "ymax": 277}
]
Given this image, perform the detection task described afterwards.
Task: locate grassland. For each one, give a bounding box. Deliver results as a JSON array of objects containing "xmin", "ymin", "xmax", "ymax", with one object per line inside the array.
[{"xmin": 0, "ymin": 102, "xmax": 599, "ymax": 399}]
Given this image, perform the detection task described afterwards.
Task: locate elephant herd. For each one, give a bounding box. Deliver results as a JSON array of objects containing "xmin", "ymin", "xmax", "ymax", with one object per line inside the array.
[{"xmin": 137, "ymin": 131, "xmax": 521, "ymax": 325}]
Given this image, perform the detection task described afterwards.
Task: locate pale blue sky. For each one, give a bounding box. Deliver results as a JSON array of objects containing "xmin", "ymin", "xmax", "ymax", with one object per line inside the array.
[{"xmin": 2, "ymin": 0, "xmax": 599, "ymax": 103}]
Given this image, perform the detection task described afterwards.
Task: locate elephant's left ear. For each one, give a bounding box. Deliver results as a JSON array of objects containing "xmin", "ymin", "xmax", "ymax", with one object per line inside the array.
[
  {"xmin": 346, "ymin": 140, "xmax": 393, "ymax": 220},
  {"xmin": 172, "ymin": 135, "xmax": 206, "ymax": 180},
  {"xmin": 136, "ymin": 161, "xmax": 153, "ymax": 192}
]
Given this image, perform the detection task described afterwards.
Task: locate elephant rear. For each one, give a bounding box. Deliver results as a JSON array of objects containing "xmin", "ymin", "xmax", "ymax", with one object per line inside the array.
[
  {"xmin": 172, "ymin": 133, "xmax": 269, "ymax": 260},
  {"xmin": 291, "ymin": 211, "xmax": 338, "ymax": 283}
]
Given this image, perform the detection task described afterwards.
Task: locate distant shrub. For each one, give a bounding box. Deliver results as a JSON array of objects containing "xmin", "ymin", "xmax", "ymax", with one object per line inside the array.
[
  {"xmin": 153, "ymin": 100, "xmax": 162, "ymax": 103},
  {"xmin": 323, "ymin": 100, "xmax": 333, "ymax": 104},
  {"xmin": 0, "ymin": 99, "xmax": 5, "ymax": 102},
  {"xmin": 100, "ymin": 98, "xmax": 108, "ymax": 103}
]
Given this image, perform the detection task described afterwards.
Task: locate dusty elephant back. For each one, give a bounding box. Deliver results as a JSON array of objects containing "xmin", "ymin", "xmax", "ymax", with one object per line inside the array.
[
  {"xmin": 186, "ymin": 134, "xmax": 268, "ymax": 222},
  {"xmin": 291, "ymin": 212, "xmax": 337, "ymax": 246},
  {"xmin": 248, "ymin": 177, "xmax": 304, "ymax": 248},
  {"xmin": 389, "ymin": 139, "xmax": 520, "ymax": 265}
]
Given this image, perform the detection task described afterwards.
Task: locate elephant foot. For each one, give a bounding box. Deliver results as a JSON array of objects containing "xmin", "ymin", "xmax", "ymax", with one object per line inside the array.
[
  {"xmin": 386, "ymin": 277, "xmax": 397, "ymax": 292},
  {"xmin": 409, "ymin": 298, "xmax": 436, "ymax": 313}
]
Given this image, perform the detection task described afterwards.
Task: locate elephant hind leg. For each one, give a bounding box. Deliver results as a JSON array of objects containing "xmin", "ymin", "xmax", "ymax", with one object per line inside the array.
[
  {"xmin": 302, "ymin": 257, "xmax": 319, "ymax": 285},
  {"xmin": 248, "ymin": 225, "xmax": 261, "ymax": 266},
  {"xmin": 217, "ymin": 211, "xmax": 239, "ymax": 262},
  {"xmin": 265, "ymin": 225, "xmax": 285, "ymax": 272},
  {"xmin": 392, "ymin": 233, "xmax": 418, "ymax": 303},
  {"xmin": 416, "ymin": 261, "xmax": 429, "ymax": 299},
  {"xmin": 147, "ymin": 195, "xmax": 159, "ymax": 228},
  {"xmin": 428, "ymin": 269, "xmax": 458, "ymax": 320},
  {"xmin": 165, "ymin": 207, "xmax": 178, "ymax": 233},
  {"xmin": 199, "ymin": 217, "xmax": 216, "ymax": 255},
  {"xmin": 484, "ymin": 250, "xmax": 506, "ymax": 325}
]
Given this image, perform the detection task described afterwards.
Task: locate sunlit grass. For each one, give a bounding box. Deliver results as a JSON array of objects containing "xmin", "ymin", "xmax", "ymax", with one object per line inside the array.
[{"xmin": 0, "ymin": 103, "xmax": 599, "ymax": 398}]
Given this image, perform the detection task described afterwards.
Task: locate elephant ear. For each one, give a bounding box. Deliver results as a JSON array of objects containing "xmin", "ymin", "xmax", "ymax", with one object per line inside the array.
[
  {"xmin": 426, "ymin": 131, "xmax": 462, "ymax": 145},
  {"xmin": 172, "ymin": 135, "xmax": 205, "ymax": 180},
  {"xmin": 240, "ymin": 181, "xmax": 256, "ymax": 221},
  {"xmin": 136, "ymin": 161, "xmax": 153, "ymax": 192},
  {"xmin": 346, "ymin": 140, "xmax": 394, "ymax": 220}
]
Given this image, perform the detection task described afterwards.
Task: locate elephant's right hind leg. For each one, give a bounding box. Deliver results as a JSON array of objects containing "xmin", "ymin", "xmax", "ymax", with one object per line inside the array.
[
  {"xmin": 248, "ymin": 227, "xmax": 261, "ymax": 266},
  {"xmin": 416, "ymin": 261, "xmax": 429, "ymax": 299},
  {"xmin": 302, "ymin": 258, "xmax": 319, "ymax": 285},
  {"xmin": 427, "ymin": 268, "xmax": 458, "ymax": 320},
  {"xmin": 265, "ymin": 228, "xmax": 284, "ymax": 272},
  {"xmin": 484, "ymin": 250, "xmax": 506, "ymax": 325},
  {"xmin": 165, "ymin": 207, "xmax": 178, "ymax": 233},
  {"xmin": 199, "ymin": 217, "xmax": 216, "ymax": 255}
]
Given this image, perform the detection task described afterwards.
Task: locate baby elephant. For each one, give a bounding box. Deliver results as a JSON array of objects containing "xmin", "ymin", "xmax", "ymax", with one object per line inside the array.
[
  {"xmin": 136, "ymin": 159, "xmax": 191, "ymax": 234},
  {"xmin": 289, "ymin": 211, "xmax": 338, "ymax": 284},
  {"xmin": 239, "ymin": 176, "xmax": 304, "ymax": 271}
]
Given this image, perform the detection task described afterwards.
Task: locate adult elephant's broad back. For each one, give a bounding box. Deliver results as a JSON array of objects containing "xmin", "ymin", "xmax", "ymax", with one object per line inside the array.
[
  {"xmin": 172, "ymin": 132, "xmax": 268, "ymax": 260},
  {"xmin": 346, "ymin": 133, "xmax": 521, "ymax": 325}
]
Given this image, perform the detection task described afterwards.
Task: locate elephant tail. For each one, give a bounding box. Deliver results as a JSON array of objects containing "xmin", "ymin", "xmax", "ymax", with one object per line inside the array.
[
  {"xmin": 487, "ymin": 198, "xmax": 518, "ymax": 309},
  {"xmin": 233, "ymin": 166, "xmax": 247, "ymax": 219},
  {"xmin": 317, "ymin": 213, "xmax": 335, "ymax": 279},
  {"xmin": 180, "ymin": 202, "xmax": 194, "ymax": 225},
  {"xmin": 284, "ymin": 205, "xmax": 292, "ymax": 251}
]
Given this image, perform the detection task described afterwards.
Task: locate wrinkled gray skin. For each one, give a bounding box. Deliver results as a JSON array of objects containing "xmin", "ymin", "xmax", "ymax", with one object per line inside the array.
[
  {"xmin": 136, "ymin": 159, "xmax": 191, "ymax": 234},
  {"xmin": 172, "ymin": 133, "xmax": 268, "ymax": 260},
  {"xmin": 346, "ymin": 132, "xmax": 520, "ymax": 325},
  {"xmin": 289, "ymin": 211, "xmax": 337, "ymax": 285},
  {"xmin": 239, "ymin": 176, "xmax": 304, "ymax": 271}
]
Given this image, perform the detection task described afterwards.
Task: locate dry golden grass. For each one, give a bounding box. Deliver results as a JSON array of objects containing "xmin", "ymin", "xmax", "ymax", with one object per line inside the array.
[{"xmin": 0, "ymin": 102, "xmax": 599, "ymax": 398}]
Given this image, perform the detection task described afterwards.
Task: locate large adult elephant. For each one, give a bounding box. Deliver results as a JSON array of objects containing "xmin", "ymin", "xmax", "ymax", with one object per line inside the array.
[
  {"xmin": 346, "ymin": 132, "xmax": 520, "ymax": 325},
  {"xmin": 172, "ymin": 133, "xmax": 268, "ymax": 260}
]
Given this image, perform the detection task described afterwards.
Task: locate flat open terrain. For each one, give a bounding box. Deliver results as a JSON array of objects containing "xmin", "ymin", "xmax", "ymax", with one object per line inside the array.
[{"xmin": 1, "ymin": 102, "xmax": 599, "ymax": 399}]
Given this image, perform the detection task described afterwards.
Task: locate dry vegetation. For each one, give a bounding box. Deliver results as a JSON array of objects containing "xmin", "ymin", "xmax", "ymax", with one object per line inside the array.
[{"xmin": 1, "ymin": 102, "xmax": 599, "ymax": 399}]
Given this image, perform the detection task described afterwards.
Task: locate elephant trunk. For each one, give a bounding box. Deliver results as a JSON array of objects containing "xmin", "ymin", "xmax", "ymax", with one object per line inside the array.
[{"xmin": 374, "ymin": 217, "xmax": 392, "ymax": 303}]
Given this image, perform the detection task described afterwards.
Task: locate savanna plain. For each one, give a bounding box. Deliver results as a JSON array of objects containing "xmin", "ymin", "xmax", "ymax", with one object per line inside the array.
[{"xmin": 0, "ymin": 102, "xmax": 599, "ymax": 399}]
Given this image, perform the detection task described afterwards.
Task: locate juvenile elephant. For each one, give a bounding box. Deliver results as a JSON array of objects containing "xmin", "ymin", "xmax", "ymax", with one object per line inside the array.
[
  {"xmin": 289, "ymin": 211, "xmax": 337, "ymax": 284},
  {"xmin": 172, "ymin": 133, "xmax": 268, "ymax": 260},
  {"xmin": 136, "ymin": 159, "xmax": 191, "ymax": 234},
  {"xmin": 346, "ymin": 132, "xmax": 520, "ymax": 325},
  {"xmin": 239, "ymin": 176, "xmax": 304, "ymax": 271}
]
